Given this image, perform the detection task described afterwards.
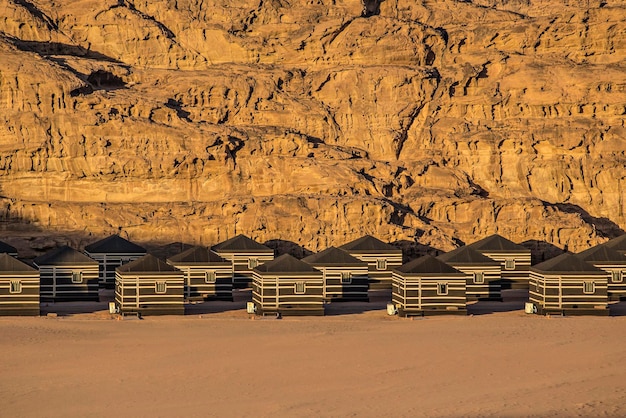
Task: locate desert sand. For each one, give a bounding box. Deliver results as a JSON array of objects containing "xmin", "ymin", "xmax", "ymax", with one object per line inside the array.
[{"xmin": 2, "ymin": 291, "xmax": 626, "ymax": 417}]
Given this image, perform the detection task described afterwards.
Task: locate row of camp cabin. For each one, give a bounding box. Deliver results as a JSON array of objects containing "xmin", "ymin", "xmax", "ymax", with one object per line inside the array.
[{"xmin": 1, "ymin": 234, "xmax": 626, "ymax": 317}]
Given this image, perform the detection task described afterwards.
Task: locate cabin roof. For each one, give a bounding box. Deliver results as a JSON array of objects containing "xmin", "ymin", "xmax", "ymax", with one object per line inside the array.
[
  {"xmin": 302, "ymin": 247, "xmax": 366, "ymax": 266},
  {"xmin": 576, "ymin": 245, "xmax": 626, "ymax": 264},
  {"xmin": 338, "ymin": 235, "xmax": 401, "ymax": 253},
  {"xmin": 0, "ymin": 253, "xmax": 37, "ymax": 274},
  {"xmin": 254, "ymin": 254, "xmax": 322, "ymax": 275},
  {"xmin": 167, "ymin": 246, "xmax": 228, "ymax": 264},
  {"xmin": 437, "ymin": 246, "xmax": 500, "ymax": 265},
  {"xmin": 84, "ymin": 234, "xmax": 146, "ymax": 254},
  {"xmin": 604, "ymin": 234, "xmax": 626, "ymax": 252},
  {"xmin": 531, "ymin": 253, "xmax": 607, "ymax": 275},
  {"xmin": 212, "ymin": 234, "xmax": 273, "ymax": 253},
  {"xmin": 0, "ymin": 240, "xmax": 17, "ymax": 254},
  {"xmin": 117, "ymin": 254, "xmax": 181, "ymax": 274},
  {"xmin": 467, "ymin": 234, "xmax": 529, "ymax": 253},
  {"xmin": 395, "ymin": 255, "xmax": 464, "ymax": 276},
  {"xmin": 34, "ymin": 246, "xmax": 98, "ymax": 266}
]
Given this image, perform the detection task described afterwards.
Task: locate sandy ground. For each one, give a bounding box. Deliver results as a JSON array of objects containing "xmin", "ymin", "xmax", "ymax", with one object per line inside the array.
[{"xmin": 2, "ymin": 291, "xmax": 626, "ymax": 418}]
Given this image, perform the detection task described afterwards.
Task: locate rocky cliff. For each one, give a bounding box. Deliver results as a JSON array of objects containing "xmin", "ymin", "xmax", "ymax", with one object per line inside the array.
[{"xmin": 0, "ymin": 0, "xmax": 625, "ymax": 257}]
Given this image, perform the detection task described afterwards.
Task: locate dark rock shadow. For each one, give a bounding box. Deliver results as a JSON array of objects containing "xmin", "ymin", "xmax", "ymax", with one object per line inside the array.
[
  {"xmin": 263, "ymin": 239, "xmax": 313, "ymax": 258},
  {"xmin": 544, "ymin": 201, "xmax": 625, "ymax": 238}
]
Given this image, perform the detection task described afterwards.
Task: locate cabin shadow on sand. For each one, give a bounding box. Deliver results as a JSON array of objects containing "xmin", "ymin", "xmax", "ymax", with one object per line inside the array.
[
  {"xmin": 467, "ymin": 289, "xmax": 529, "ymax": 315},
  {"xmin": 184, "ymin": 289, "xmax": 250, "ymax": 315},
  {"xmin": 609, "ymin": 301, "xmax": 626, "ymax": 317},
  {"xmin": 324, "ymin": 289, "xmax": 391, "ymax": 316}
]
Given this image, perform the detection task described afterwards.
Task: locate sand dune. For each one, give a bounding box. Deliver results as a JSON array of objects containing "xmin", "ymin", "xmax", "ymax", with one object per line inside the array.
[{"xmin": 2, "ymin": 296, "xmax": 626, "ymax": 417}]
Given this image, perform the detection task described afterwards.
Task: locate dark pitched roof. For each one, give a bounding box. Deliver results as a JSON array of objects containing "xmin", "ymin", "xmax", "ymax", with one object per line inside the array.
[
  {"xmin": 212, "ymin": 234, "xmax": 273, "ymax": 253},
  {"xmin": 467, "ymin": 234, "xmax": 529, "ymax": 253},
  {"xmin": 167, "ymin": 246, "xmax": 228, "ymax": 264},
  {"xmin": 117, "ymin": 254, "xmax": 182, "ymax": 274},
  {"xmin": 0, "ymin": 240, "xmax": 17, "ymax": 254},
  {"xmin": 302, "ymin": 247, "xmax": 366, "ymax": 266},
  {"xmin": 0, "ymin": 253, "xmax": 37, "ymax": 274},
  {"xmin": 84, "ymin": 234, "xmax": 146, "ymax": 254},
  {"xmin": 395, "ymin": 255, "xmax": 464, "ymax": 276},
  {"xmin": 254, "ymin": 254, "xmax": 322, "ymax": 275},
  {"xmin": 338, "ymin": 235, "xmax": 401, "ymax": 253},
  {"xmin": 575, "ymin": 245, "xmax": 626, "ymax": 264},
  {"xmin": 151, "ymin": 242, "xmax": 195, "ymax": 260},
  {"xmin": 604, "ymin": 234, "xmax": 626, "ymax": 252},
  {"xmin": 532, "ymin": 253, "xmax": 607, "ymax": 275},
  {"xmin": 437, "ymin": 246, "xmax": 500, "ymax": 265},
  {"xmin": 34, "ymin": 246, "xmax": 98, "ymax": 266}
]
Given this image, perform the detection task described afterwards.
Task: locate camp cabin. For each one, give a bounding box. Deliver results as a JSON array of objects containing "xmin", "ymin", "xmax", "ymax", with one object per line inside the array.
[
  {"xmin": 115, "ymin": 254, "xmax": 185, "ymax": 316},
  {"xmin": 167, "ymin": 246, "xmax": 233, "ymax": 301},
  {"xmin": 34, "ymin": 246, "xmax": 99, "ymax": 302},
  {"xmin": 466, "ymin": 234, "xmax": 531, "ymax": 290},
  {"xmin": 437, "ymin": 246, "xmax": 502, "ymax": 301},
  {"xmin": 302, "ymin": 247, "xmax": 369, "ymax": 302},
  {"xmin": 529, "ymin": 253, "xmax": 609, "ymax": 316},
  {"xmin": 252, "ymin": 254, "xmax": 324, "ymax": 316},
  {"xmin": 338, "ymin": 235, "xmax": 402, "ymax": 289},
  {"xmin": 392, "ymin": 255, "xmax": 467, "ymax": 316},
  {"xmin": 604, "ymin": 234, "xmax": 626, "ymax": 257},
  {"xmin": 0, "ymin": 240, "xmax": 18, "ymax": 257},
  {"xmin": 575, "ymin": 245, "xmax": 626, "ymax": 301},
  {"xmin": 84, "ymin": 235, "xmax": 146, "ymax": 289},
  {"xmin": 212, "ymin": 234, "xmax": 274, "ymax": 288},
  {"xmin": 0, "ymin": 254, "xmax": 39, "ymax": 316}
]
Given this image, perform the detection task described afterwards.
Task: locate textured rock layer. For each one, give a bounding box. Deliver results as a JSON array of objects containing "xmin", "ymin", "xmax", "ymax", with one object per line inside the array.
[{"xmin": 0, "ymin": 0, "xmax": 625, "ymax": 257}]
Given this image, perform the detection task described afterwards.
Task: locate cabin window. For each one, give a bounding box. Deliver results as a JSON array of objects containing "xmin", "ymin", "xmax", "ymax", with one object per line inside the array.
[
  {"xmin": 473, "ymin": 272, "xmax": 484, "ymax": 284},
  {"xmin": 505, "ymin": 259, "xmax": 515, "ymax": 270},
  {"xmin": 612, "ymin": 271, "xmax": 623, "ymax": 283},
  {"xmin": 583, "ymin": 281, "xmax": 595, "ymax": 294},
  {"xmin": 437, "ymin": 283, "xmax": 448, "ymax": 295},
  {"xmin": 120, "ymin": 257, "xmax": 132, "ymax": 264},
  {"xmin": 341, "ymin": 272, "xmax": 352, "ymax": 284},
  {"xmin": 295, "ymin": 282, "xmax": 306, "ymax": 294},
  {"xmin": 155, "ymin": 281, "xmax": 167, "ymax": 294},
  {"xmin": 205, "ymin": 271, "xmax": 216, "ymax": 283},
  {"xmin": 248, "ymin": 258, "xmax": 258, "ymax": 269},
  {"xmin": 71, "ymin": 271, "xmax": 83, "ymax": 283},
  {"xmin": 9, "ymin": 280, "xmax": 22, "ymax": 294},
  {"xmin": 376, "ymin": 259, "xmax": 387, "ymax": 270}
]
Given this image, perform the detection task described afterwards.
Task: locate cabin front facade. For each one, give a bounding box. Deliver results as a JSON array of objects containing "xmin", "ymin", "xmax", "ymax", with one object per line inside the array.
[
  {"xmin": 437, "ymin": 246, "xmax": 502, "ymax": 301},
  {"xmin": 167, "ymin": 246, "xmax": 233, "ymax": 301},
  {"xmin": 34, "ymin": 246, "xmax": 99, "ymax": 302},
  {"xmin": 252, "ymin": 254, "xmax": 324, "ymax": 316},
  {"xmin": 576, "ymin": 245, "xmax": 626, "ymax": 301},
  {"xmin": 212, "ymin": 235, "xmax": 274, "ymax": 288},
  {"xmin": 338, "ymin": 235, "xmax": 402, "ymax": 290},
  {"xmin": 84, "ymin": 235, "xmax": 146, "ymax": 289},
  {"xmin": 392, "ymin": 255, "xmax": 467, "ymax": 316},
  {"xmin": 302, "ymin": 247, "xmax": 369, "ymax": 301},
  {"xmin": 0, "ymin": 254, "xmax": 39, "ymax": 316},
  {"xmin": 467, "ymin": 234, "xmax": 531, "ymax": 290},
  {"xmin": 529, "ymin": 253, "xmax": 609, "ymax": 316},
  {"xmin": 0, "ymin": 240, "xmax": 18, "ymax": 257},
  {"xmin": 115, "ymin": 254, "xmax": 185, "ymax": 316}
]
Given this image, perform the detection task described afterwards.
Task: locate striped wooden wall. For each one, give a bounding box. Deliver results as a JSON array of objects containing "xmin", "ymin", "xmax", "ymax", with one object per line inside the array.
[
  {"xmin": 115, "ymin": 272, "xmax": 185, "ymax": 316},
  {"xmin": 39, "ymin": 266, "xmax": 99, "ymax": 302},
  {"xmin": 252, "ymin": 273, "xmax": 324, "ymax": 316},
  {"xmin": 314, "ymin": 265, "xmax": 369, "ymax": 301},
  {"xmin": 0, "ymin": 273, "xmax": 40, "ymax": 316},
  {"xmin": 167, "ymin": 263, "xmax": 233, "ymax": 301},
  {"xmin": 529, "ymin": 272, "xmax": 610, "ymax": 315},
  {"xmin": 445, "ymin": 264, "xmax": 501, "ymax": 301},
  {"xmin": 214, "ymin": 251, "xmax": 274, "ymax": 288},
  {"xmin": 478, "ymin": 251, "xmax": 531, "ymax": 289},
  {"xmin": 392, "ymin": 272, "xmax": 466, "ymax": 316},
  {"xmin": 589, "ymin": 265, "xmax": 626, "ymax": 301},
  {"xmin": 344, "ymin": 252, "xmax": 403, "ymax": 289},
  {"xmin": 85, "ymin": 252, "xmax": 145, "ymax": 289}
]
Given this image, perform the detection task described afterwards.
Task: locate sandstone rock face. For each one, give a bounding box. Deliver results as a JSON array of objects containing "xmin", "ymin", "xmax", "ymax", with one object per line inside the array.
[{"xmin": 0, "ymin": 0, "xmax": 625, "ymax": 258}]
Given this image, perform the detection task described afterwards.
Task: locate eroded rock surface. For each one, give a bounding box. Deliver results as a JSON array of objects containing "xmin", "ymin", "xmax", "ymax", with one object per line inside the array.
[{"xmin": 1, "ymin": 0, "xmax": 625, "ymax": 257}]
